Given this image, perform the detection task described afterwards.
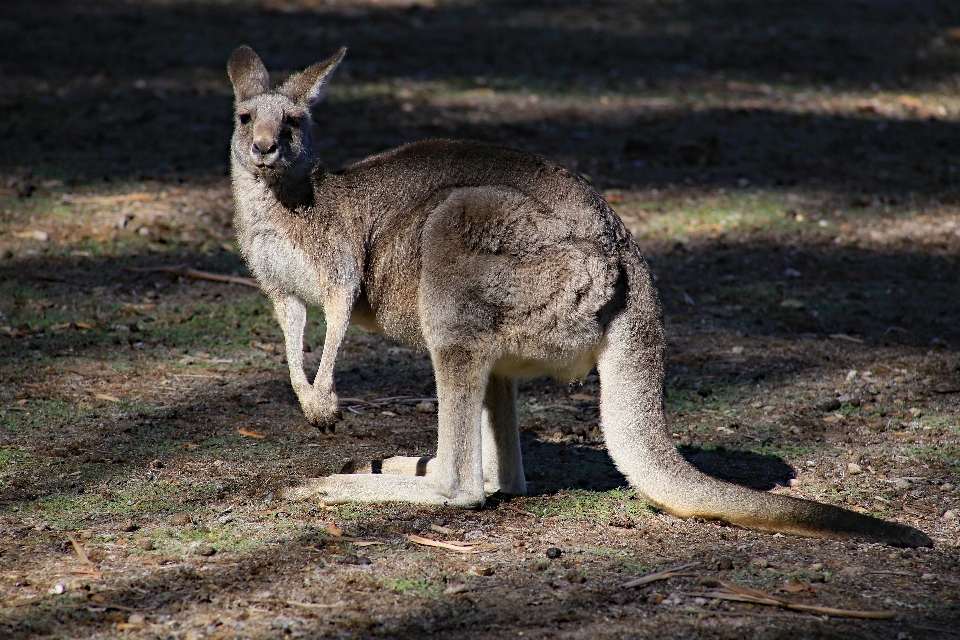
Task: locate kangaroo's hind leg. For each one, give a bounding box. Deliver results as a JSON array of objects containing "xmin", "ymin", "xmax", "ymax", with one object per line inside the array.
[
  {"xmin": 376, "ymin": 374, "xmax": 524, "ymax": 496},
  {"xmin": 481, "ymin": 374, "xmax": 526, "ymax": 495}
]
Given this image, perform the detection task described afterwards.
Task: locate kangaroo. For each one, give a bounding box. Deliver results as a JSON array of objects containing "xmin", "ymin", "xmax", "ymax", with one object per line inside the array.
[{"xmin": 226, "ymin": 45, "xmax": 931, "ymax": 547}]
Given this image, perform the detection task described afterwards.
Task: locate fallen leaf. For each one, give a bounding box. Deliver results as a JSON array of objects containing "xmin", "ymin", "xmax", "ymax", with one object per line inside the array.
[
  {"xmin": 408, "ymin": 534, "xmax": 481, "ymax": 553},
  {"xmin": 327, "ymin": 522, "xmax": 343, "ymax": 537},
  {"xmin": 568, "ymin": 393, "xmax": 595, "ymax": 402},
  {"xmin": 778, "ymin": 577, "xmax": 813, "ymax": 595},
  {"xmin": 470, "ymin": 565, "xmax": 494, "ymax": 576},
  {"xmin": 237, "ymin": 428, "xmax": 266, "ymax": 439},
  {"xmin": 94, "ymin": 393, "xmax": 120, "ymax": 403},
  {"xmin": 182, "ymin": 443, "xmax": 200, "ymax": 451}
]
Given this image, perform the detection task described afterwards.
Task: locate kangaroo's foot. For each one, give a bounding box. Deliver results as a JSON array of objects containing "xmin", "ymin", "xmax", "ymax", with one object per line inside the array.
[{"xmin": 279, "ymin": 474, "xmax": 484, "ymax": 508}]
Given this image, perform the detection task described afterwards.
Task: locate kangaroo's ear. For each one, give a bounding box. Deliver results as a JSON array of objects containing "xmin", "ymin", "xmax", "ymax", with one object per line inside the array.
[
  {"xmin": 280, "ymin": 47, "xmax": 347, "ymax": 108},
  {"xmin": 227, "ymin": 45, "xmax": 270, "ymax": 102}
]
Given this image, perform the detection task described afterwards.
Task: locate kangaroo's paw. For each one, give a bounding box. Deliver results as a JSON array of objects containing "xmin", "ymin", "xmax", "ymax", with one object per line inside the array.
[
  {"xmin": 278, "ymin": 474, "xmax": 484, "ymax": 508},
  {"xmin": 299, "ymin": 388, "xmax": 341, "ymax": 430}
]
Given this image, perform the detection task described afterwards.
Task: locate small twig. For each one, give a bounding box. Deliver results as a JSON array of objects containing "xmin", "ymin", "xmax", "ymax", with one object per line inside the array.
[
  {"xmin": 66, "ymin": 534, "xmax": 93, "ymax": 566},
  {"xmin": 123, "ymin": 265, "xmax": 258, "ymax": 288},
  {"xmin": 501, "ymin": 504, "xmax": 538, "ymax": 518},
  {"xmin": 621, "ymin": 562, "xmax": 700, "ymax": 589},
  {"xmin": 285, "ymin": 600, "xmax": 345, "ymax": 610},
  {"xmin": 688, "ymin": 581, "xmax": 898, "ymax": 619}
]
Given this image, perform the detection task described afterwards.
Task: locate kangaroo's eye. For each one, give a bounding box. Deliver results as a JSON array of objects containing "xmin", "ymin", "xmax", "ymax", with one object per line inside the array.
[{"xmin": 238, "ymin": 113, "xmax": 251, "ymax": 125}]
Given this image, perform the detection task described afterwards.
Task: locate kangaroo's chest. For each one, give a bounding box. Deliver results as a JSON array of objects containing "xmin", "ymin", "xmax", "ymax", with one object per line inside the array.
[{"xmin": 246, "ymin": 231, "xmax": 326, "ymax": 306}]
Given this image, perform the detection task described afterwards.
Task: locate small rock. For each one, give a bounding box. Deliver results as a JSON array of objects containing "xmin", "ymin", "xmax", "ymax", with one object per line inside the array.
[
  {"xmin": 837, "ymin": 394, "xmax": 861, "ymax": 407},
  {"xmin": 119, "ymin": 519, "xmax": 138, "ymax": 533},
  {"xmin": 338, "ymin": 554, "xmax": 371, "ymax": 565},
  {"xmin": 137, "ymin": 539, "xmax": 154, "ymax": 552},
  {"xmin": 127, "ymin": 613, "xmax": 145, "ymax": 625},
  {"xmin": 731, "ymin": 346, "xmax": 744, "ymax": 354},
  {"xmin": 195, "ymin": 544, "xmax": 216, "ymax": 557},
  {"xmin": 921, "ymin": 572, "xmax": 936, "ymax": 581},
  {"xmin": 415, "ymin": 401, "xmax": 436, "ymax": 413},
  {"xmin": 847, "ymin": 462, "xmax": 863, "ymax": 475},
  {"xmin": 470, "ymin": 565, "xmax": 494, "ymax": 576},
  {"xmin": 545, "ymin": 547, "xmax": 562, "ymax": 559},
  {"xmin": 218, "ymin": 514, "xmax": 235, "ymax": 525},
  {"xmin": 443, "ymin": 583, "xmax": 470, "ymax": 595},
  {"xmin": 909, "ymin": 408, "xmax": 923, "ymax": 418},
  {"xmin": 564, "ymin": 568, "xmax": 586, "ymax": 583},
  {"xmin": 941, "ymin": 482, "xmax": 955, "ymax": 491},
  {"xmin": 648, "ymin": 592, "xmax": 665, "ymax": 604},
  {"xmin": 717, "ymin": 557, "xmax": 733, "ymax": 571},
  {"xmin": 49, "ymin": 583, "xmax": 66, "ymax": 595},
  {"xmin": 893, "ymin": 478, "xmax": 912, "ymax": 490},
  {"xmin": 818, "ymin": 398, "xmax": 842, "ymax": 412},
  {"xmin": 169, "ymin": 513, "xmax": 191, "ymax": 526},
  {"xmin": 749, "ymin": 557, "xmax": 770, "ymax": 569},
  {"xmin": 943, "ymin": 509, "xmax": 958, "ymax": 521}
]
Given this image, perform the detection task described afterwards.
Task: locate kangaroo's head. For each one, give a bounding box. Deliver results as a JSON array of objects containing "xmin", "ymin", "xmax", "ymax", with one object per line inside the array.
[{"xmin": 227, "ymin": 46, "xmax": 345, "ymax": 188}]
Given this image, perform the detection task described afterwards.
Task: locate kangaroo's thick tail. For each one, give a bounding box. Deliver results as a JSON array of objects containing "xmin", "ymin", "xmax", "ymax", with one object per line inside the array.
[{"xmin": 598, "ymin": 262, "xmax": 932, "ymax": 548}]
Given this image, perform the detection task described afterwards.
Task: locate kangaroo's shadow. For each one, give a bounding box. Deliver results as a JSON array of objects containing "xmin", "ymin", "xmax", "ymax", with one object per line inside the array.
[{"xmin": 520, "ymin": 434, "xmax": 794, "ymax": 495}]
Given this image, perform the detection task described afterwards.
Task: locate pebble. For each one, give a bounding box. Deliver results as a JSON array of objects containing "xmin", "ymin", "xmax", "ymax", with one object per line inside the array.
[
  {"xmin": 415, "ymin": 401, "xmax": 436, "ymax": 413},
  {"xmin": 470, "ymin": 565, "xmax": 494, "ymax": 576},
  {"xmin": 818, "ymin": 398, "xmax": 842, "ymax": 412},
  {"xmin": 119, "ymin": 519, "xmax": 138, "ymax": 532},
  {"xmin": 170, "ymin": 513, "xmax": 192, "ymax": 526},
  {"xmin": 545, "ymin": 547, "xmax": 562, "ymax": 559},
  {"xmin": 127, "ymin": 614, "xmax": 145, "ymax": 625},
  {"xmin": 137, "ymin": 539, "xmax": 154, "ymax": 552},
  {"xmin": 338, "ymin": 554, "xmax": 371, "ymax": 565},
  {"xmin": 943, "ymin": 509, "xmax": 958, "ymax": 521},
  {"xmin": 717, "ymin": 557, "xmax": 734, "ymax": 571},
  {"xmin": 195, "ymin": 544, "xmax": 215, "ymax": 557},
  {"xmin": 847, "ymin": 462, "xmax": 863, "ymax": 475}
]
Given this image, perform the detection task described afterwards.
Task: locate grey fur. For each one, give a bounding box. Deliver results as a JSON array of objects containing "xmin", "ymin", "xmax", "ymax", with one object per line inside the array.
[{"xmin": 227, "ymin": 46, "xmax": 931, "ymax": 547}]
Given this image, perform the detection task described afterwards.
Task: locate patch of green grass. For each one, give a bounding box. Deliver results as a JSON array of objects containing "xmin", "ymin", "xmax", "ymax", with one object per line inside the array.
[
  {"xmin": 525, "ymin": 488, "xmax": 653, "ymax": 522},
  {"xmin": 382, "ymin": 576, "xmax": 442, "ymax": 596}
]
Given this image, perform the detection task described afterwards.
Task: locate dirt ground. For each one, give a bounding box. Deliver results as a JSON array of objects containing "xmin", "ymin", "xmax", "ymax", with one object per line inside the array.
[{"xmin": 2, "ymin": 0, "xmax": 960, "ymax": 638}]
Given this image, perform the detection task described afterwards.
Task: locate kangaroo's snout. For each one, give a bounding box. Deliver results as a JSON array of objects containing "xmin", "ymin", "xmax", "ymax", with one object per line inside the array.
[{"xmin": 251, "ymin": 136, "xmax": 279, "ymax": 166}]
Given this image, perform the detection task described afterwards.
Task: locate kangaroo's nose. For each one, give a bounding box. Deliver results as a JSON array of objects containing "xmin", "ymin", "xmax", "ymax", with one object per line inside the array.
[{"xmin": 251, "ymin": 138, "xmax": 278, "ymax": 165}]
